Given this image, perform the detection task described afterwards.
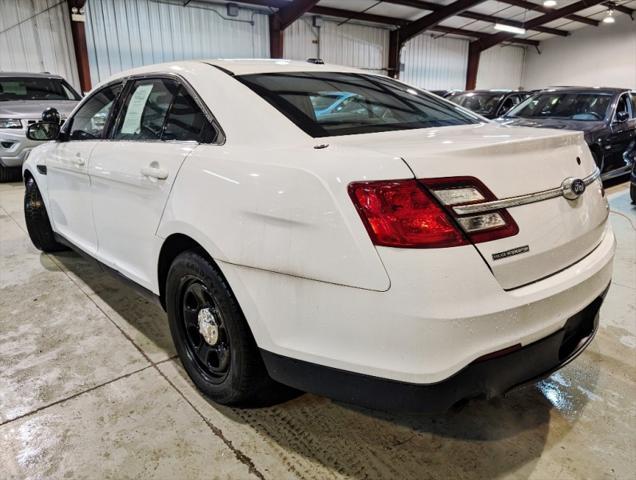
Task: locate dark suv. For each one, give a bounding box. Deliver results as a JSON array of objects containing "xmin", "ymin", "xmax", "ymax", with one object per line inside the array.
[{"xmin": 500, "ymin": 87, "xmax": 636, "ymax": 180}]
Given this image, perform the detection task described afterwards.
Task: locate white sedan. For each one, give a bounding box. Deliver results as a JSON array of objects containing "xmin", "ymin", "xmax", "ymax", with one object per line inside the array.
[{"xmin": 22, "ymin": 60, "xmax": 614, "ymax": 411}]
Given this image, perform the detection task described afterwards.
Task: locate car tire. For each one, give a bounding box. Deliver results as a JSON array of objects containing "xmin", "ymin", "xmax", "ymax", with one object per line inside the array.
[
  {"xmin": 631, "ymin": 183, "xmax": 636, "ymax": 204},
  {"xmin": 166, "ymin": 251, "xmax": 293, "ymax": 406},
  {"xmin": 24, "ymin": 176, "xmax": 67, "ymax": 252},
  {"xmin": 0, "ymin": 165, "xmax": 22, "ymax": 183}
]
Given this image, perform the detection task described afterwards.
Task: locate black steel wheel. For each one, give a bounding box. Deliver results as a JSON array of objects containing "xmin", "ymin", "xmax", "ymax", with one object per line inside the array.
[
  {"xmin": 180, "ymin": 278, "xmax": 231, "ymax": 383},
  {"xmin": 166, "ymin": 250, "xmax": 294, "ymax": 406},
  {"xmin": 24, "ymin": 176, "xmax": 67, "ymax": 252}
]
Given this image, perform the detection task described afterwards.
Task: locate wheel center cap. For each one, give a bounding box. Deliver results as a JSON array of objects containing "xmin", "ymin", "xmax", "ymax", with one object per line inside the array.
[{"xmin": 197, "ymin": 308, "xmax": 219, "ymax": 346}]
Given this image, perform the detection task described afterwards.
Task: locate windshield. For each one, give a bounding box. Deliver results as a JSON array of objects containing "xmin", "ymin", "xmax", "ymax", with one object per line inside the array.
[
  {"xmin": 238, "ymin": 72, "xmax": 480, "ymax": 137},
  {"xmin": 447, "ymin": 92, "xmax": 505, "ymax": 116},
  {"xmin": 0, "ymin": 77, "xmax": 80, "ymax": 102},
  {"xmin": 506, "ymin": 92, "xmax": 613, "ymax": 121}
]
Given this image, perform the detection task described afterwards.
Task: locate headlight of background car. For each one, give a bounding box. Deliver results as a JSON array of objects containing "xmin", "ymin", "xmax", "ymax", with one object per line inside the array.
[{"xmin": 0, "ymin": 118, "xmax": 22, "ymax": 129}]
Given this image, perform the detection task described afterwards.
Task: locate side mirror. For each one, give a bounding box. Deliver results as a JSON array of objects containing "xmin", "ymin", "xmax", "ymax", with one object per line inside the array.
[
  {"xmin": 27, "ymin": 121, "xmax": 60, "ymax": 141},
  {"xmin": 615, "ymin": 111, "xmax": 629, "ymax": 123}
]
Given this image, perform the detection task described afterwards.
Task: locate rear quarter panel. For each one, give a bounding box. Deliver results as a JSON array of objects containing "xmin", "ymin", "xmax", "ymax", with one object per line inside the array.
[{"xmin": 156, "ymin": 142, "xmax": 413, "ymax": 292}]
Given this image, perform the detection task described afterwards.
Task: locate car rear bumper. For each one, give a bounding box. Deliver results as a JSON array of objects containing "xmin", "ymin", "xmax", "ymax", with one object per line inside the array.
[
  {"xmin": 261, "ymin": 285, "xmax": 606, "ymax": 412},
  {"xmin": 222, "ymin": 221, "xmax": 614, "ymax": 379}
]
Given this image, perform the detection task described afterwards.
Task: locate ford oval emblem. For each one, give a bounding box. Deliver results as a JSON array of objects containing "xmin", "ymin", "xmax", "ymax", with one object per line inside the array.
[{"xmin": 562, "ymin": 177, "xmax": 586, "ymax": 200}]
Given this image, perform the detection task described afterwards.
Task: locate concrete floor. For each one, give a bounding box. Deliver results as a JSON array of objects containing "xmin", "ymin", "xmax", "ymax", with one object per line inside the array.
[{"xmin": 0, "ymin": 180, "xmax": 634, "ymax": 480}]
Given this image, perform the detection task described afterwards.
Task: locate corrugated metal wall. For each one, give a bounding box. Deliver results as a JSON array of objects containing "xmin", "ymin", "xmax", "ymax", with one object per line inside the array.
[
  {"xmin": 476, "ymin": 45, "xmax": 526, "ymax": 89},
  {"xmin": 85, "ymin": 0, "xmax": 269, "ymax": 84},
  {"xmin": 284, "ymin": 18, "xmax": 389, "ymax": 75},
  {"xmin": 401, "ymin": 33, "xmax": 469, "ymax": 90},
  {"xmin": 0, "ymin": 0, "xmax": 79, "ymax": 89}
]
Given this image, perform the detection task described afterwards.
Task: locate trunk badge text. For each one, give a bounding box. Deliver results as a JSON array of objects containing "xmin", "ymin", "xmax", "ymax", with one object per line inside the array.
[
  {"xmin": 492, "ymin": 245, "xmax": 530, "ymax": 261},
  {"xmin": 562, "ymin": 177, "xmax": 586, "ymax": 200}
]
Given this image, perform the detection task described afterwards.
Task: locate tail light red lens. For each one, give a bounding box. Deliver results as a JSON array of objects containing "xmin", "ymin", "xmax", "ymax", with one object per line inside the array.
[
  {"xmin": 348, "ymin": 180, "xmax": 468, "ymax": 248},
  {"xmin": 421, "ymin": 176, "xmax": 519, "ymax": 244}
]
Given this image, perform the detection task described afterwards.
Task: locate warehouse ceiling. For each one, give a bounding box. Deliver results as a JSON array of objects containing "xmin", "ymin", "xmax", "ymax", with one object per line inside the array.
[{"xmin": 234, "ymin": 0, "xmax": 636, "ymax": 43}]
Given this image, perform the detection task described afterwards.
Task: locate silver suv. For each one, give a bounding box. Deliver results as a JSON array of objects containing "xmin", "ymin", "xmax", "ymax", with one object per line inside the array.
[{"xmin": 0, "ymin": 72, "xmax": 80, "ymax": 182}]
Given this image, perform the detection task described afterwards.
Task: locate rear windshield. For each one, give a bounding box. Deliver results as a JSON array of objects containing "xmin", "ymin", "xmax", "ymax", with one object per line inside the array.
[
  {"xmin": 506, "ymin": 92, "xmax": 613, "ymax": 121},
  {"xmin": 448, "ymin": 92, "xmax": 505, "ymax": 116},
  {"xmin": 238, "ymin": 72, "xmax": 480, "ymax": 137},
  {"xmin": 0, "ymin": 77, "xmax": 80, "ymax": 102}
]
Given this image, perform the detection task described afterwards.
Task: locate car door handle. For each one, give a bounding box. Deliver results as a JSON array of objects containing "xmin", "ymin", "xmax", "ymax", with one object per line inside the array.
[{"xmin": 141, "ymin": 165, "xmax": 169, "ymax": 180}]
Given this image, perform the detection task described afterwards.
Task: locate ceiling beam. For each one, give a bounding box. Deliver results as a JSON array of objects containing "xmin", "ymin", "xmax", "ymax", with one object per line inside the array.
[
  {"xmin": 235, "ymin": 0, "xmax": 538, "ymax": 46},
  {"xmin": 398, "ymin": 0, "xmax": 489, "ymax": 43},
  {"xmin": 495, "ymin": 0, "xmax": 600, "ymax": 26},
  {"xmin": 270, "ymin": 0, "xmax": 319, "ymax": 30},
  {"xmin": 380, "ymin": 0, "xmax": 569, "ymax": 36},
  {"xmin": 471, "ymin": 0, "xmax": 606, "ymax": 52},
  {"xmin": 606, "ymin": 2, "xmax": 635, "ymax": 17}
]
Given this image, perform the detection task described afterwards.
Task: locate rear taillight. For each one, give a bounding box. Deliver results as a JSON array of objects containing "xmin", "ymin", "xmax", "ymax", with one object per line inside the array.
[
  {"xmin": 421, "ymin": 176, "xmax": 519, "ymax": 244},
  {"xmin": 348, "ymin": 180, "xmax": 468, "ymax": 248},
  {"xmin": 349, "ymin": 177, "xmax": 519, "ymax": 248}
]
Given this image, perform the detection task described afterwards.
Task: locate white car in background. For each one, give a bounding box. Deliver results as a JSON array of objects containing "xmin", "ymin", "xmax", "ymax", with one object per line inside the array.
[{"xmin": 22, "ymin": 60, "xmax": 614, "ymax": 411}]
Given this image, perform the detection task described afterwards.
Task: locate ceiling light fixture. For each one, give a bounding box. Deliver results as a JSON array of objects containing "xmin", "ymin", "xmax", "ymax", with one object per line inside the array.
[
  {"xmin": 602, "ymin": 8, "xmax": 616, "ymax": 23},
  {"xmin": 543, "ymin": 0, "xmax": 557, "ymax": 7},
  {"xmin": 494, "ymin": 23, "xmax": 527, "ymax": 34}
]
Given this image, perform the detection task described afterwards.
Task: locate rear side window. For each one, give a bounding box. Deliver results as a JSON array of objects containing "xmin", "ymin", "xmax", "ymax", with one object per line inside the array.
[
  {"xmin": 238, "ymin": 72, "xmax": 480, "ymax": 138},
  {"xmin": 114, "ymin": 79, "xmax": 175, "ymax": 141},
  {"xmin": 113, "ymin": 78, "xmax": 215, "ymax": 142}
]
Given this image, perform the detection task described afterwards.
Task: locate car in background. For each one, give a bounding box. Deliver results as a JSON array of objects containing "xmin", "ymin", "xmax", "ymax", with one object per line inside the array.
[
  {"xmin": 0, "ymin": 72, "xmax": 81, "ymax": 182},
  {"xmin": 447, "ymin": 90, "xmax": 530, "ymax": 119},
  {"xmin": 22, "ymin": 60, "xmax": 613, "ymax": 412},
  {"xmin": 500, "ymin": 88, "xmax": 636, "ymax": 180}
]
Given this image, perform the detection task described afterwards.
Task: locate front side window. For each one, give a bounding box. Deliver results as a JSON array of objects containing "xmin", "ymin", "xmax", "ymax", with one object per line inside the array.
[
  {"xmin": 0, "ymin": 77, "xmax": 80, "ymax": 101},
  {"xmin": 68, "ymin": 82, "xmax": 122, "ymax": 140},
  {"xmin": 238, "ymin": 72, "xmax": 479, "ymax": 138},
  {"xmin": 506, "ymin": 92, "xmax": 612, "ymax": 121}
]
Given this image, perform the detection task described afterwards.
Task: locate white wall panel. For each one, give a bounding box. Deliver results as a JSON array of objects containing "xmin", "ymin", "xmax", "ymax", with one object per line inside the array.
[
  {"xmin": 401, "ymin": 33, "xmax": 468, "ymax": 90},
  {"xmin": 522, "ymin": 15, "xmax": 636, "ymax": 89},
  {"xmin": 0, "ymin": 0, "xmax": 79, "ymax": 89},
  {"xmin": 476, "ymin": 45, "xmax": 526, "ymax": 90},
  {"xmin": 85, "ymin": 0, "xmax": 270, "ymax": 84},
  {"xmin": 284, "ymin": 18, "xmax": 389, "ymax": 75}
]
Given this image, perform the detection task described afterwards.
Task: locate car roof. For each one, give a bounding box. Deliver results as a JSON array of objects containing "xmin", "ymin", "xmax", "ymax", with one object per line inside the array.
[
  {"xmin": 538, "ymin": 86, "xmax": 627, "ymax": 94},
  {"xmin": 0, "ymin": 71, "xmax": 64, "ymax": 79},
  {"xmin": 112, "ymin": 59, "xmax": 369, "ymax": 80}
]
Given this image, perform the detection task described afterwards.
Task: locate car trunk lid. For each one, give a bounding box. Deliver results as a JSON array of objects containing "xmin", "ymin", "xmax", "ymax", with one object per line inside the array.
[{"xmin": 332, "ymin": 123, "xmax": 610, "ymax": 289}]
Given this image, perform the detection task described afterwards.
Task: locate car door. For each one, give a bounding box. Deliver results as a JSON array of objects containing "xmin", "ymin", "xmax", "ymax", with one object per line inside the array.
[
  {"xmin": 46, "ymin": 81, "xmax": 123, "ymax": 254},
  {"xmin": 88, "ymin": 76, "xmax": 219, "ymax": 289},
  {"xmin": 607, "ymin": 92, "xmax": 636, "ymax": 170}
]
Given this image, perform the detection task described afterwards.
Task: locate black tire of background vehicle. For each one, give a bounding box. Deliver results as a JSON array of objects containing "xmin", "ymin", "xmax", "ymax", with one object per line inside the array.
[
  {"xmin": 0, "ymin": 165, "xmax": 22, "ymax": 183},
  {"xmin": 24, "ymin": 177, "xmax": 68, "ymax": 252},
  {"xmin": 631, "ymin": 183, "xmax": 636, "ymax": 204},
  {"xmin": 166, "ymin": 251, "xmax": 296, "ymax": 406}
]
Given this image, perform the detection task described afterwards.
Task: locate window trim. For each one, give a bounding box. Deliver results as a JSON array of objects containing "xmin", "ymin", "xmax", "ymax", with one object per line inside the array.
[
  {"xmin": 61, "ymin": 79, "xmax": 125, "ymax": 141},
  {"xmin": 108, "ymin": 73, "xmax": 224, "ymax": 145},
  {"xmin": 612, "ymin": 92, "xmax": 633, "ymax": 123}
]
